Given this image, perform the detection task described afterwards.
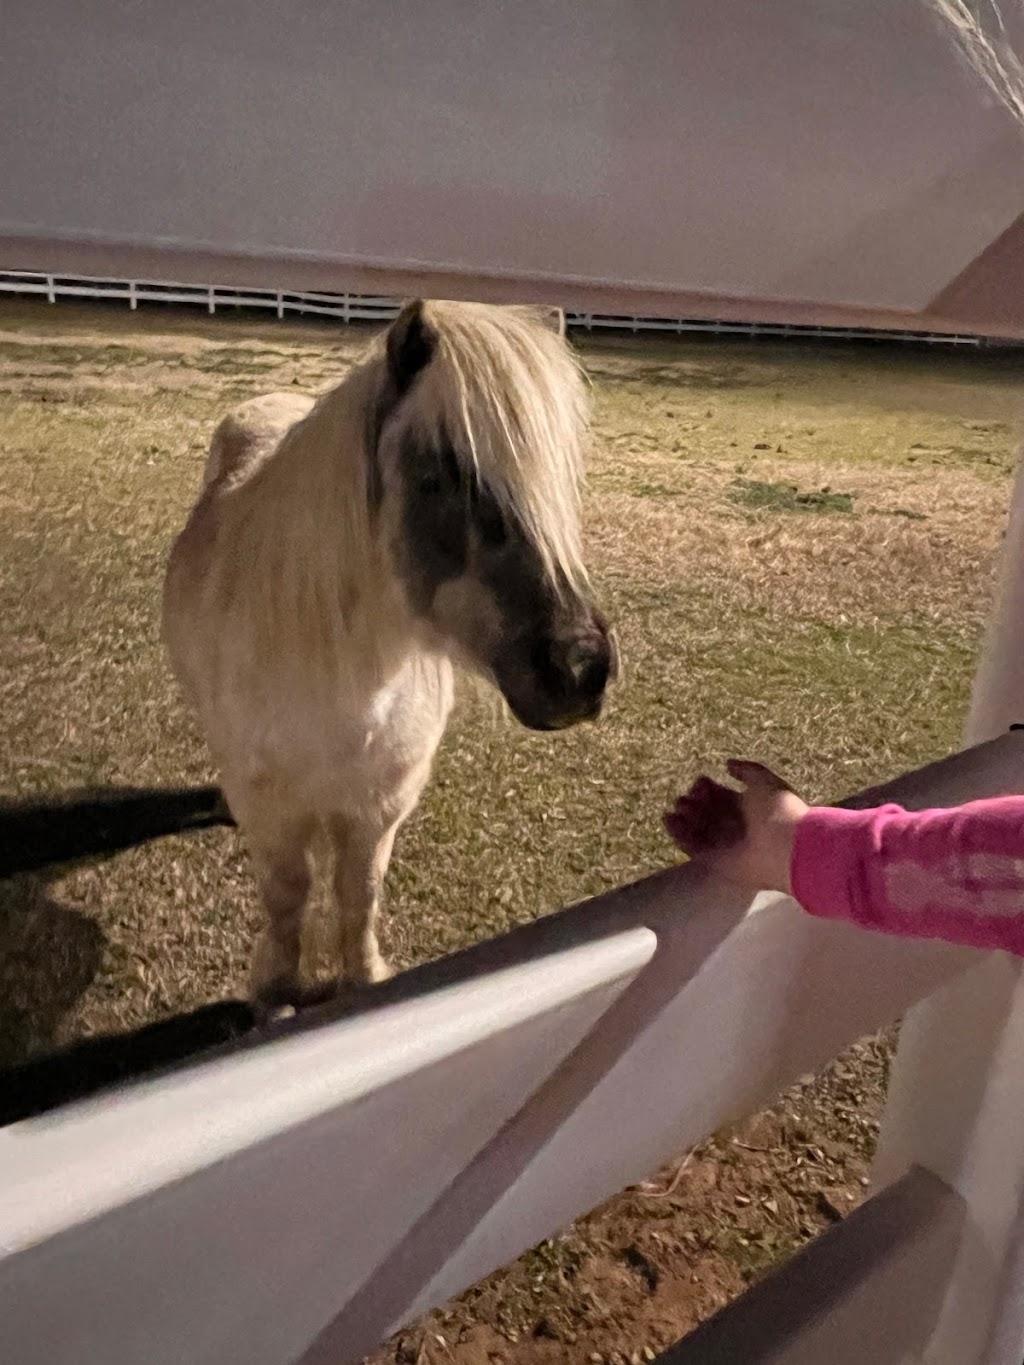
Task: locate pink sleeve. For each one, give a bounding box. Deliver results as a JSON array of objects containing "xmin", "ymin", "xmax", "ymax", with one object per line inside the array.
[{"xmin": 790, "ymin": 797, "xmax": 1024, "ymax": 955}]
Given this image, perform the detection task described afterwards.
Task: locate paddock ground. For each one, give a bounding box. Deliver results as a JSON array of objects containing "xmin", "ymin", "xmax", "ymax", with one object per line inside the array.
[{"xmin": 1, "ymin": 298, "xmax": 1020, "ymax": 1362}]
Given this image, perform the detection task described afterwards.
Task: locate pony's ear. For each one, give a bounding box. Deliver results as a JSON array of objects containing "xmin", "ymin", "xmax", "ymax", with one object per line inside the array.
[
  {"xmin": 512, "ymin": 304, "xmax": 566, "ymax": 338},
  {"xmin": 538, "ymin": 305, "xmax": 566, "ymax": 338},
  {"xmin": 386, "ymin": 300, "xmax": 438, "ymax": 395}
]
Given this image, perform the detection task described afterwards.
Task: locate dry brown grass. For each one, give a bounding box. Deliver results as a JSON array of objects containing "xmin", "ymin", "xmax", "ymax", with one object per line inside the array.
[{"xmin": 1, "ymin": 299, "xmax": 1020, "ymax": 1355}]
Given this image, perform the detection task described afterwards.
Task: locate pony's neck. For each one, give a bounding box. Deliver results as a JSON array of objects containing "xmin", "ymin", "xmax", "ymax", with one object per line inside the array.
[{"xmin": 226, "ymin": 358, "xmax": 424, "ymax": 690}]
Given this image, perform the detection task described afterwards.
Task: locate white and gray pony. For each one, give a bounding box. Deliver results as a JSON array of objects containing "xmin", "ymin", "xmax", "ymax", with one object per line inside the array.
[{"xmin": 163, "ymin": 300, "xmax": 615, "ymax": 1005}]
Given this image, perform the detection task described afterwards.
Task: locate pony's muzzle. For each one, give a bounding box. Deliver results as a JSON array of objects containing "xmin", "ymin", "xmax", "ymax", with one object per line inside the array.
[
  {"xmin": 492, "ymin": 607, "xmax": 616, "ymax": 731},
  {"xmin": 535, "ymin": 620, "xmax": 616, "ymax": 729}
]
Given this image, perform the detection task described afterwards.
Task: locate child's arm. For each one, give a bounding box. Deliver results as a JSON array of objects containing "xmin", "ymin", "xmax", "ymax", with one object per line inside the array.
[
  {"xmin": 792, "ymin": 798, "xmax": 1024, "ymax": 953},
  {"xmin": 665, "ymin": 760, "xmax": 1024, "ymax": 956}
]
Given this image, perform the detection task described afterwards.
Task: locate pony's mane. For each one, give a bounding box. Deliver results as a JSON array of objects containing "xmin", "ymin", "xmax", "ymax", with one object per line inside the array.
[{"xmin": 387, "ymin": 301, "xmax": 591, "ymax": 592}]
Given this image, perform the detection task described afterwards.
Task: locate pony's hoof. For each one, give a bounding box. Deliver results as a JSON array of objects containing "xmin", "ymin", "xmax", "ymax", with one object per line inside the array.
[
  {"xmin": 251, "ymin": 977, "xmax": 304, "ymax": 1018},
  {"xmin": 340, "ymin": 955, "xmax": 393, "ymax": 986},
  {"xmin": 256, "ymin": 1002, "xmax": 297, "ymax": 1027},
  {"xmin": 328, "ymin": 960, "xmax": 394, "ymax": 1010}
]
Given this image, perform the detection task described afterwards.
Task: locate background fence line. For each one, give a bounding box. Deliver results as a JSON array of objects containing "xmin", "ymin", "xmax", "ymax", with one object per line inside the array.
[{"xmin": 1, "ymin": 269, "xmax": 1012, "ymax": 348}]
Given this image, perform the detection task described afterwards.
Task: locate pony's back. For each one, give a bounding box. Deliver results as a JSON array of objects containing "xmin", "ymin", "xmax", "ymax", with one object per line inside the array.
[{"xmin": 202, "ymin": 391, "xmax": 315, "ymax": 489}]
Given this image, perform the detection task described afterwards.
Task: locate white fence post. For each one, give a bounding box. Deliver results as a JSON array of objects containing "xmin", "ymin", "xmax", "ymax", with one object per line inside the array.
[
  {"xmin": 872, "ymin": 453, "xmax": 1024, "ymax": 1365},
  {"xmin": 46, "ymin": 274, "xmax": 55, "ymax": 304},
  {"xmin": 129, "ymin": 280, "xmax": 137, "ymax": 311}
]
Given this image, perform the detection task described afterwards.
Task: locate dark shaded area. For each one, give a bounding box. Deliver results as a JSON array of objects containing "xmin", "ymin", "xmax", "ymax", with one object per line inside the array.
[
  {"xmin": 0, "ymin": 997, "xmax": 255, "ymax": 1126},
  {"xmin": 0, "ymin": 875, "xmax": 106, "ymax": 1068},
  {"xmin": 0, "ymin": 783, "xmax": 234, "ymax": 879},
  {"xmin": 658, "ymin": 1168, "xmax": 963, "ymax": 1364},
  {"xmin": 0, "ymin": 781, "xmax": 238, "ymax": 1085}
]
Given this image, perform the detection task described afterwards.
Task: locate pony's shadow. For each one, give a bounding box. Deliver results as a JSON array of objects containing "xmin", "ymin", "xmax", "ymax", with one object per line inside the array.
[
  {"xmin": 0, "ymin": 872, "xmax": 105, "ymax": 1068},
  {"xmin": 0, "ymin": 778, "xmax": 232, "ymax": 1068}
]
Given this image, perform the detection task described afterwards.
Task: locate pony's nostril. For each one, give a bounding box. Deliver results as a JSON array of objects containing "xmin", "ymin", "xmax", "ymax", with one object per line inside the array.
[
  {"xmin": 567, "ymin": 643, "xmax": 610, "ymax": 698},
  {"xmin": 566, "ymin": 643, "xmax": 591, "ymax": 687},
  {"xmin": 586, "ymin": 652, "xmax": 611, "ymax": 697}
]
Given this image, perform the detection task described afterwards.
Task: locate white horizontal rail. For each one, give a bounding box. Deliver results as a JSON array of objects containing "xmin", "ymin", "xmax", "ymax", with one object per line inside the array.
[
  {"xmin": 0, "ymin": 672, "xmax": 1020, "ymax": 1365},
  {"xmin": 0, "ymin": 272, "xmax": 397, "ymax": 323},
  {"xmin": 0, "ymin": 269, "xmax": 998, "ymax": 346},
  {"xmin": 0, "ymin": 932, "xmax": 655, "ymax": 1365}
]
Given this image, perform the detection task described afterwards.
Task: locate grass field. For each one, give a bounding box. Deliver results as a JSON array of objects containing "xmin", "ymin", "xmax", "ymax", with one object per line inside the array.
[{"xmin": 1, "ymin": 299, "xmax": 1020, "ymax": 1360}]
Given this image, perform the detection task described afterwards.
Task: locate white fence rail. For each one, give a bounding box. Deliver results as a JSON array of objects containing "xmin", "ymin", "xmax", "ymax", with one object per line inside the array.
[{"xmin": 0, "ymin": 269, "xmax": 1005, "ymax": 347}]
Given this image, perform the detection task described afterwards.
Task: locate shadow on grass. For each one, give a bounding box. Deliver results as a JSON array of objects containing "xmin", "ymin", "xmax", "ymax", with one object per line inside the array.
[
  {"xmin": 0, "ymin": 781, "xmax": 235, "ymax": 1067},
  {"xmin": 0, "ymin": 874, "xmax": 106, "ymax": 1068},
  {"xmin": 0, "ymin": 783, "xmax": 233, "ymax": 880}
]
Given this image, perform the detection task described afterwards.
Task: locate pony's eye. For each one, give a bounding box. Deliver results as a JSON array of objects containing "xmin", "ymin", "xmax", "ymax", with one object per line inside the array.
[
  {"xmin": 478, "ymin": 506, "xmax": 508, "ymax": 548},
  {"xmin": 418, "ymin": 445, "xmax": 461, "ymax": 498}
]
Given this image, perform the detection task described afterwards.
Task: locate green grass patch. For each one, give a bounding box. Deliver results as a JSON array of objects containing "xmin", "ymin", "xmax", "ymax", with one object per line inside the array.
[{"xmin": 728, "ymin": 478, "xmax": 855, "ymax": 515}]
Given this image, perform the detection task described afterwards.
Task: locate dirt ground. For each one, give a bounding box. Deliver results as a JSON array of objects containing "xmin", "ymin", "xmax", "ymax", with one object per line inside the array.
[
  {"xmin": 369, "ymin": 1035, "xmax": 893, "ymax": 1365},
  {"xmin": 0, "ymin": 298, "xmax": 1020, "ymax": 1362}
]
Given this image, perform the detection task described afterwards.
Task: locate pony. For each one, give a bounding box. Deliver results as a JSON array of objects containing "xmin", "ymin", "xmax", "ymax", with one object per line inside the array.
[{"xmin": 162, "ymin": 299, "xmax": 616, "ymax": 1006}]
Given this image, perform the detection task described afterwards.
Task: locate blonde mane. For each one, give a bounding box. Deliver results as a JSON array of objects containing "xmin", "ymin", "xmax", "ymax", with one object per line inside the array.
[{"xmin": 186, "ymin": 363, "xmax": 391, "ymax": 692}]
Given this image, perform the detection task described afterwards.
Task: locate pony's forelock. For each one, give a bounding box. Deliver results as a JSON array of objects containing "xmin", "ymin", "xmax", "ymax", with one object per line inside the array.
[{"xmin": 392, "ymin": 301, "xmax": 590, "ymax": 595}]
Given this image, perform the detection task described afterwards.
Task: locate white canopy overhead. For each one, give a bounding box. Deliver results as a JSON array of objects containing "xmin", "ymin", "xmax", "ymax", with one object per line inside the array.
[{"xmin": 3, "ymin": 1, "xmax": 1024, "ymax": 335}]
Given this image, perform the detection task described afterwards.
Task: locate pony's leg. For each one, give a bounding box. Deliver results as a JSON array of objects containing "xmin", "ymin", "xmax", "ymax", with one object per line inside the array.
[
  {"xmin": 327, "ymin": 815, "xmax": 401, "ymax": 985},
  {"xmin": 247, "ymin": 813, "xmax": 316, "ymax": 1006}
]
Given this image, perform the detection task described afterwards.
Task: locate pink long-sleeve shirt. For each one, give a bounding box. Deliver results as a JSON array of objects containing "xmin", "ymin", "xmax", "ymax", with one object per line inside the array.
[{"xmin": 790, "ymin": 797, "xmax": 1024, "ymax": 955}]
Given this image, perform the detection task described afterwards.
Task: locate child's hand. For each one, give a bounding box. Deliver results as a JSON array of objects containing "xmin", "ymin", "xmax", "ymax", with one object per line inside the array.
[{"xmin": 663, "ymin": 759, "xmax": 809, "ymax": 895}]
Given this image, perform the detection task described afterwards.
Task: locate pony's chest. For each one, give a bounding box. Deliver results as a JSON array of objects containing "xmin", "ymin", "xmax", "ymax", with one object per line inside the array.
[
  {"xmin": 281, "ymin": 665, "xmax": 451, "ymax": 764},
  {"xmin": 360, "ymin": 670, "xmax": 452, "ymax": 753}
]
